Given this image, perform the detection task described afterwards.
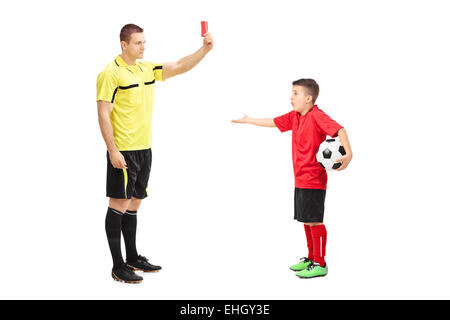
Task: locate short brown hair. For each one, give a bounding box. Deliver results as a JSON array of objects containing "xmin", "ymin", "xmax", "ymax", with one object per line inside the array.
[
  {"xmin": 120, "ymin": 24, "xmax": 144, "ymax": 43},
  {"xmin": 292, "ymin": 79, "xmax": 320, "ymax": 104}
]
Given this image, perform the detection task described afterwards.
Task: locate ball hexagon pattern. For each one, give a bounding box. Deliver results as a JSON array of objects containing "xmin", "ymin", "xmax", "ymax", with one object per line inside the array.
[{"xmin": 316, "ymin": 138, "xmax": 345, "ymax": 171}]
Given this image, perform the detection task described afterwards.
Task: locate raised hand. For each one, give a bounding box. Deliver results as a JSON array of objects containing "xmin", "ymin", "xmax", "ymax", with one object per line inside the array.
[{"xmin": 203, "ymin": 32, "xmax": 214, "ymax": 52}]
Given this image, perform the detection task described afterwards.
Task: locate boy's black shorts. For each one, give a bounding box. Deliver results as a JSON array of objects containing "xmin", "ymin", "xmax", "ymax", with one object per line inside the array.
[
  {"xmin": 106, "ymin": 148, "xmax": 152, "ymax": 199},
  {"xmin": 294, "ymin": 188, "xmax": 326, "ymax": 223}
]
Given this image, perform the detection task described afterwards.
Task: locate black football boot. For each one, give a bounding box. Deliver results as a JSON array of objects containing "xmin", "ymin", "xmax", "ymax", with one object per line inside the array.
[
  {"xmin": 112, "ymin": 263, "xmax": 144, "ymax": 283},
  {"xmin": 127, "ymin": 255, "xmax": 162, "ymax": 273}
]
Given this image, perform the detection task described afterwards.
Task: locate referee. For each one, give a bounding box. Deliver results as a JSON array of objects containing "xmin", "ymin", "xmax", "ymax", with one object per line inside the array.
[{"xmin": 97, "ymin": 24, "xmax": 214, "ymax": 283}]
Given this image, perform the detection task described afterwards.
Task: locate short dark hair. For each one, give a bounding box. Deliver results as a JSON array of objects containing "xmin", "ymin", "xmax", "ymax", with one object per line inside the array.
[
  {"xmin": 292, "ymin": 79, "xmax": 320, "ymax": 104},
  {"xmin": 120, "ymin": 24, "xmax": 144, "ymax": 43}
]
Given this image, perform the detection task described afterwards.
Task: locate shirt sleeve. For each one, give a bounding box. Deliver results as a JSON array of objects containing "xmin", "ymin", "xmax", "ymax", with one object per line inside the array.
[
  {"xmin": 152, "ymin": 63, "xmax": 164, "ymax": 81},
  {"xmin": 313, "ymin": 109, "xmax": 343, "ymax": 137},
  {"xmin": 96, "ymin": 68, "xmax": 119, "ymax": 103},
  {"xmin": 142, "ymin": 61, "xmax": 164, "ymax": 81},
  {"xmin": 273, "ymin": 111, "xmax": 296, "ymax": 132}
]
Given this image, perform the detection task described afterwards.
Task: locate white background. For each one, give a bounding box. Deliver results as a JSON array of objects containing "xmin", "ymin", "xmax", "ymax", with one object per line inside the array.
[{"xmin": 0, "ymin": 0, "xmax": 449, "ymax": 299}]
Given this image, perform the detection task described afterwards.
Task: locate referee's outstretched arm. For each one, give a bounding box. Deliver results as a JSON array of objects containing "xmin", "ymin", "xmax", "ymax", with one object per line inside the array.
[{"xmin": 161, "ymin": 32, "xmax": 214, "ymax": 80}]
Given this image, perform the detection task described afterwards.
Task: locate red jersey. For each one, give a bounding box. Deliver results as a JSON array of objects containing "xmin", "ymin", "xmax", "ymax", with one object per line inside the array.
[{"xmin": 273, "ymin": 105, "xmax": 343, "ymax": 190}]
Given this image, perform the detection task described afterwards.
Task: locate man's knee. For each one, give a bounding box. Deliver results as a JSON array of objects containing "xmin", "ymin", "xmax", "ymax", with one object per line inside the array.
[
  {"xmin": 127, "ymin": 197, "xmax": 142, "ymax": 211},
  {"xmin": 109, "ymin": 198, "xmax": 131, "ymax": 213}
]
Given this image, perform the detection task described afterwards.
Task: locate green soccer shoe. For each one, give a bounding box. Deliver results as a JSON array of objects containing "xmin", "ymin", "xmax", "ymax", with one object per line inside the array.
[
  {"xmin": 296, "ymin": 262, "xmax": 328, "ymax": 278},
  {"xmin": 289, "ymin": 257, "xmax": 312, "ymax": 271}
]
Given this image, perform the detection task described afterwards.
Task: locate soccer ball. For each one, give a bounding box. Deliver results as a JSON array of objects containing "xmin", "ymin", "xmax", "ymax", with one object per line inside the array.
[{"xmin": 316, "ymin": 138, "xmax": 346, "ymax": 170}]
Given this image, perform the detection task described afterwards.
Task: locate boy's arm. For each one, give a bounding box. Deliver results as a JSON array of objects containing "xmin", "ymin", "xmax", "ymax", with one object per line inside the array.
[
  {"xmin": 336, "ymin": 128, "xmax": 353, "ymax": 171},
  {"xmin": 231, "ymin": 115, "xmax": 276, "ymax": 127}
]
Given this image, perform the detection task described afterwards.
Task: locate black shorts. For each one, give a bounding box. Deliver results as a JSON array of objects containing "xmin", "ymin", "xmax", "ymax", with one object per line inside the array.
[
  {"xmin": 106, "ymin": 148, "xmax": 152, "ymax": 199},
  {"xmin": 294, "ymin": 188, "xmax": 326, "ymax": 223}
]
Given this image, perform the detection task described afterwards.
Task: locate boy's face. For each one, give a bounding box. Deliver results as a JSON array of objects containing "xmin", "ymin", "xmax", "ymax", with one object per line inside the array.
[
  {"xmin": 121, "ymin": 32, "xmax": 146, "ymax": 60},
  {"xmin": 291, "ymin": 85, "xmax": 313, "ymax": 113}
]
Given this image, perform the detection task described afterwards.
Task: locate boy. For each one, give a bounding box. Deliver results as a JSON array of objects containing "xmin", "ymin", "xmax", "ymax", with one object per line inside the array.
[{"xmin": 232, "ymin": 79, "xmax": 352, "ymax": 278}]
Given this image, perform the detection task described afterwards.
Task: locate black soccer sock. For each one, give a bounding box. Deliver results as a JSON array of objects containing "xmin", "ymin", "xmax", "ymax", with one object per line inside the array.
[
  {"xmin": 105, "ymin": 207, "xmax": 125, "ymax": 269},
  {"xmin": 122, "ymin": 210, "xmax": 139, "ymax": 262}
]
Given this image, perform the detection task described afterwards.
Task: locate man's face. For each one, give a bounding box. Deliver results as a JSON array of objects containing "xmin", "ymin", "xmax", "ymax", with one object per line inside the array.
[
  {"xmin": 291, "ymin": 85, "xmax": 312, "ymax": 112},
  {"xmin": 121, "ymin": 32, "xmax": 146, "ymax": 59}
]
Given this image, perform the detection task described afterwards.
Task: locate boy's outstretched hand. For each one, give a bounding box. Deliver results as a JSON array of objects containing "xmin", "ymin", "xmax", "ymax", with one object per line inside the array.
[
  {"xmin": 231, "ymin": 115, "xmax": 249, "ymax": 124},
  {"xmin": 231, "ymin": 116, "xmax": 276, "ymax": 127}
]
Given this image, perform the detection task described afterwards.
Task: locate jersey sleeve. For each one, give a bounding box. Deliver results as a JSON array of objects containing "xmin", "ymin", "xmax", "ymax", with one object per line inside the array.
[
  {"xmin": 313, "ymin": 109, "xmax": 343, "ymax": 137},
  {"xmin": 96, "ymin": 68, "xmax": 119, "ymax": 103},
  {"xmin": 142, "ymin": 61, "xmax": 164, "ymax": 81},
  {"xmin": 273, "ymin": 111, "xmax": 296, "ymax": 132},
  {"xmin": 152, "ymin": 63, "xmax": 164, "ymax": 81}
]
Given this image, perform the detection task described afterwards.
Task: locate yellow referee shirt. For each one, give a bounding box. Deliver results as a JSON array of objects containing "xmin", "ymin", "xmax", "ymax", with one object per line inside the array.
[{"xmin": 96, "ymin": 55, "xmax": 164, "ymax": 151}]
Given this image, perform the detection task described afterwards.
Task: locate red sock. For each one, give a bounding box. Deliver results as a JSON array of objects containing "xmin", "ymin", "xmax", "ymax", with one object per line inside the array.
[
  {"xmin": 304, "ymin": 225, "xmax": 314, "ymax": 260},
  {"xmin": 311, "ymin": 224, "xmax": 327, "ymax": 267}
]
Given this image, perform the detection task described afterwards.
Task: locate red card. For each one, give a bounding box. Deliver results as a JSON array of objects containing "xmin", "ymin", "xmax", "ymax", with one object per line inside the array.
[{"xmin": 201, "ymin": 21, "xmax": 208, "ymax": 37}]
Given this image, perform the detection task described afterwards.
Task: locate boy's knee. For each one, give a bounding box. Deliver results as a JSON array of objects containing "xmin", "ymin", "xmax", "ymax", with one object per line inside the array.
[{"xmin": 304, "ymin": 222, "xmax": 323, "ymax": 227}]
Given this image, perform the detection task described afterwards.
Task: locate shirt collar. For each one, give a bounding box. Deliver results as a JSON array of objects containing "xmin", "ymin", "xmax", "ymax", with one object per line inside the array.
[
  {"xmin": 115, "ymin": 54, "xmax": 130, "ymax": 67},
  {"xmin": 299, "ymin": 105, "xmax": 317, "ymax": 116}
]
